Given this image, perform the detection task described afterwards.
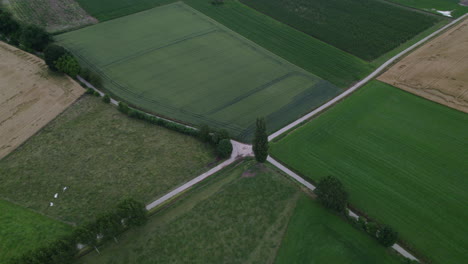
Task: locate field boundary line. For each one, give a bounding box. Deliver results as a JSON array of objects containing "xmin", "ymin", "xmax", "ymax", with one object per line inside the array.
[
  {"xmin": 267, "ymin": 156, "xmax": 418, "ymax": 261},
  {"xmin": 268, "ymin": 13, "xmax": 468, "ymax": 141}
]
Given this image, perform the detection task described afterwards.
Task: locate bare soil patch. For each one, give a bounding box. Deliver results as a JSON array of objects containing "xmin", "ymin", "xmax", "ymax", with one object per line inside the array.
[
  {"xmin": 460, "ymin": 1, "xmax": 468, "ymax": 7},
  {"xmin": 378, "ymin": 18, "xmax": 468, "ymax": 113},
  {"xmin": 5, "ymin": 0, "xmax": 97, "ymax": 33},
  {"xmin": 0, "ymin": 42, "xmax": 83, "ymax": 159}
]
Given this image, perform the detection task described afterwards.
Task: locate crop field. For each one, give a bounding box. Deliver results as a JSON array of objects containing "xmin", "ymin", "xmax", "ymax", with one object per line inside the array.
[
  {"xmin": 75, "ymin": 161, "xmax": 400, "ymax": 263},
  {"xmin": 0, "ymin": 41, "xmax": 84, "ymax": 160},
  {"xmin": 56, "ymin": 3, "xmax": 342, "ymax": 141},
  {"xmin": 0, "ymin": 96, "xmax": 216, "ymax": 224},
  {"xmin": 386, "ymin": 0, "xmax": 468, "ymax": 17},
  {"xmin": 240, "ymin": 0, "xmax": 441, "ymax": 61},
  {"xmin": 3, "ymin": 0, "xmax": 97, "ymax": 33},
  {"xmin": 271, "ymin": 81, "xmax": 468, "ymax": 264},
  {"xmin": 275, "ymin": 197, "xmax": 400, "ymax": 264},
  {"xmin": 379, "ymin": 17, "xmax": 468, "ymax": 113},
  {"xmin": 0, "ymin": 199, "xmax": 72, "ymax": 262},
  {"xmin": 73, "ymin": 0, "xmax": 372, "ymax": 88}
]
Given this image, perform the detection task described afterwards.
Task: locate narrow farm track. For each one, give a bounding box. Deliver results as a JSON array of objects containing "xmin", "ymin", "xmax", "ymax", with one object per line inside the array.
[{"xmin": 268, "ymin": 13, "xmax": 468, "ymax": 142}]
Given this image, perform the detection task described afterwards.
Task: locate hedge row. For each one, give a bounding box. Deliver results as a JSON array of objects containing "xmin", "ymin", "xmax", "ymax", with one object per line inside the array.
[{"xmin": 10, "ymin": 199, "xmax": 147, "ymax": 264}]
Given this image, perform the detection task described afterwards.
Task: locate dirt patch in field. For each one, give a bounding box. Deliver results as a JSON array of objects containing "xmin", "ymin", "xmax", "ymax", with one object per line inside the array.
[
  {"xmin": 0, "ymin": 42, "xmax": 84, "ymax": 159},
  {"xmin": 460, "ymin": 1, "xmax": 468, "ymax": 7},
  {"xmin": 378, "ymin": 18, "xmax": 468, "ymax": 113},
  {"xmin": 5, "ymin": 0, "xmax": 97, "ymax": 33}
]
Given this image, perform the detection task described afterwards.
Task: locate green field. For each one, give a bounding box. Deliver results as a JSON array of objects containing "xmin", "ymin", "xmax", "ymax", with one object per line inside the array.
[
  {"xmin": 386, "ymin": 0, "xmax": 468, "ymax": 17},
  {"xmin": 0, "ymin": 96, "xmax": 215, "ymax": 224},
  {"xmin": 271, "ymin": 81, "xmax": 468, "ymax": 264},
  {"xmin": 0, "ymin": 200, "xmax": 72, "ymax": 262},
  {"xmin": 75, "ymin": 161, "xmax": 400, "ymax": 263},
  {"xmin": 275, "ymin": 197, "xmax": 400, "ymax": 264},
  {"xmin": 74, "ymin": 0, "xmax": 371, "ymax": 88},
  {"xmin": 57, "ymin": 2, "xmax": 343, "ymax": 141},
  {"xmin": 240, "ymin": 0, "xmax": 441, "ymax": 61}
]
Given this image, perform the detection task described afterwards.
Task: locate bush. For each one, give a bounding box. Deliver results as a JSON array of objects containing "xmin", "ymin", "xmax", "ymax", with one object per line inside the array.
[
  {"xmin": 79, "ymin": 67, "xmax": 91, "ymax": 80},
  {"xmin": 253, "ymin": 117, "xmax": 268, "ymax": 163},
  {"xmin": 20, "ymin": 25, "xmax": 51, "ymax": 51},
  {"xmin": 118, "ymin": 102, "xmax": 129, "ymax": 114},
  {"xmin": 366, "ymin": 222, "xmax": 379, "ymax": 237},
  {"xmin": 358, "ymin": 216, "xmax": 367, "ymax": 230},
  {"xmin": 116, "ymin": 198, "xmax": 147, "ymax": 227},
  {"xmin": 0, "ymin": 11, "xmax": 20, "ymax": 36},
  {"xmin": 377, "ymin": 225, "xmax": 398, "ymax": 247},
  {"xmin": 102, "ymin": 94, "xmax": 111, "ymax": 103},
  {"xmin": 44, "ymin": 45, "xmax": 68, "ymax": 71},
  {"xmin": 314, "ymin": 176, "xmax": 348, "ymax": 213},
  {"xmin": 198, "ymin": 124, "xmax": 211, "ymax": 142},
  {"xmin": 54, "ymin": 55, "xmax": 81, "ymax": 77},
  {"xmin": 88, "ymin": 71, "xmax": 102, "ymax": 88},
  {"xmin": 217, "ymin": 139, "xmax": 233, "ymax": 158},
  {"xmin": 85, "ymin": 88, "xmax": 94, "ymax": 95}
]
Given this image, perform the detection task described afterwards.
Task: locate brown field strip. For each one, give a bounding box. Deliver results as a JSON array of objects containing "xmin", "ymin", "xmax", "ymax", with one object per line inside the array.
[
  {"xmin": 378, "ymin": 17, "xmax": 468, "ymax": 113},
  {"xmin": 0, "ymin": 42, "xmax": 84, "ymax": 159}
]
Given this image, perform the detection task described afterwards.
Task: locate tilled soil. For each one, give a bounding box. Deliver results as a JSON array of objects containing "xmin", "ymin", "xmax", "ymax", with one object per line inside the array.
[
  {"xmin": 378, "ymin": 18, "xmax": 468, "ymax": 113},
  {"xmin": 0, "ymin": 42, "xmax": 84, "ymax": 159}
]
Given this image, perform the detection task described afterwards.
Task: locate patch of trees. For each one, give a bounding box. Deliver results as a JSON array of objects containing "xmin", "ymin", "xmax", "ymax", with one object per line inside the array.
[
  {"xmin": 0, "ymin": 8, "xmax": 50, "ymax": 52},
  {"xmin": 315, "ymin": 175, "xmax": 399, "ymax": 248},
  {"xmin": 9, "ymin": 198, "xmax": 147, "ymax": 264}
]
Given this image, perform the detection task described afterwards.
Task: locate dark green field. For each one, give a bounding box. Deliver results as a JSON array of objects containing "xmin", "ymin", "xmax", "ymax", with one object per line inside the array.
[
  {"xmin": 240, "ymin": 0, "xmax": 441, "ymax": 60},
  {"xmin": 275, "ymin": 197, "xmax": 400, "ymax": 264},
  {"xmin": 75, "ymin": 161, "xmax": 401, "ymax": 263},
  {"xmin": 0, "ymin": 96, "xmax": 215, "ymax": 224},
  {"xmin": 57, "ymin": 3, "xmax": 344, "ymax": 141},
  {"xmin": 0, "ymin": 200, "xmax": 72, "ymax": 262},
  {"xmin": 271, "ymin": 81, "xmax": 468, "ymax": 264}
]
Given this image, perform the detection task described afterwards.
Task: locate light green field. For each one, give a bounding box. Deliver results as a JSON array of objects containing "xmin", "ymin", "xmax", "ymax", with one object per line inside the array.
[
  {"xmin": 386, "ymin": 0, "xmax": 468, "ymax": 17},
  {"xmin": 56, "ymin": 2, "xmax": 341, "ymax": 141},
  {"xmin": 271, "ymin": 81, "xmax": 468, "ymax": 264},
  {"xmin": 275, "ymin": 196, "xmax": 400, "ymax": 264},
  {"xmin": 0, "ymin": 200, "xmax": 72, "ymax": 262},
  {"xmin": 75, "ymin": 161, "xmax": 400, "ymax": 263},
  {"xmin": 0, "ymin": 96, "xmax": 215, "ymax": 224}
]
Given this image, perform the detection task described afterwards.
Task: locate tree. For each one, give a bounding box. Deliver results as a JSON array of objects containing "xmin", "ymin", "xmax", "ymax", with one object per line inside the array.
[
  {"xmin": 377, "ymin": 225, "xmax": 398, "ymax": 247},
  {"xmin": 88, "ymin": 71, "xmax": 103, "ymax": 88},
  {"xmin": 54, "ymin": 55, "xmax": 81, "ymax": 77},
  {"xmin": 20, "ymin": 25, "xmax": 51, "ymax": 51},
  {"xmin": 44, "ymin": 44, "xmax": 68, "ymax": 71},
  {"xmin": 116, "ymin": 198, "xmax": 147, "ymax": 227},
  {"xmin": 216, "ymin": 139, "xmax": 233, "ymax": 158},
  {"xmin": 252, "ymin": 117, "xmax": 268, "ymax": 163},
  {"xmin": 315, "ymin": 176, "xmax": 348, "ymax": 213},
  {"xmin": 198, "ymin": 124, "xmax": 211, "ymax": 143},
  {"xmin": 96, "ymin": 213, "xmax": 124, "ymax": 243},
  {"xmin": 0, "ymin": 11, "xmax": 20, "ymax": 36},
  {"xmin": 102, "ymin": 94, "xmax": 111, "ymax": 104},
  {"xmin": 118, "ymin": 102, "xmax": 129, "ymax": 114},
  {"xmin": 366, "ymin": 222, "xmax": 379, "ymax": 237}
]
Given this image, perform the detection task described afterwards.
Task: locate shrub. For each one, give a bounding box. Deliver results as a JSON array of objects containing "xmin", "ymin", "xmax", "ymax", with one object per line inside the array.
[
  {"xmin": 0, "ymin": 11, "xmax": 20, "ymax": 36},
  {"xmin": 79, "ymin": 67, "xmax": 91, "ymax": 80},
  {"xmin": 314, "ymin": 176, "xmax": 348, "ymax": 213},
  {"xmin": 118, "ymin": 102, "xmax": 129, "ymax": 114},
  {"xmin": 85, "ymin": 88, "xmax": 95, "ymax": 95},
  {"xmin": 88, "ymin": 72, "xmax": 102, "ymax": 88},
  {"xmin": 198, "ymin": 124, "xmax": 211, "ymax": 142},
  {"xmin": 20, "ymin": 25, "xmax": 51, "ymax": 51},
  {"xmin": 377, "ymin": 225, "xmax": 398, "ymax": 247},
  {"xmin": 217, "ymin": 139, "xmax": 233, "ymax": 158},
  {"xmin": 253, "ymin": 117, "xmax": 268, "ymax": 163},
  {"xmin": 116, "ymin": 198, "xmax": 147, "ymax": 227},
  {"xmin": 102, "ymin": 94, "xmax": 111, "ymax": 104},
  {"xmin": 54, "ymin": 55, "xmax": 81, "ymax": 77},
  {"xmin": 358, "ymin": 216, "xmax": 367, "ymax": 230},
  {"xmin": 44, "ymin": 45, "xmax": 68, "ymax": 71},
  {"xmin": 366, "ymin": 222, "xmax": 379, "ymax": 237}
]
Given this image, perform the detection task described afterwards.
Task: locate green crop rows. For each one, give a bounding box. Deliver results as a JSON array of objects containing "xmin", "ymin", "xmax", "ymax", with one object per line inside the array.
[
  {"xmin": 386, "ymin": 0, "xmax": 468, "ymax": 18},
  {"xmin": 240, "ymin": 0, "xmax": 441, "ymax": 61},
  {"xmin": 271, "ymin": 81, "xmax": 468, "ymax": 264},
  {"xmin": 57, "ymin": 2, "xmax": 342, "ymax": 141}
]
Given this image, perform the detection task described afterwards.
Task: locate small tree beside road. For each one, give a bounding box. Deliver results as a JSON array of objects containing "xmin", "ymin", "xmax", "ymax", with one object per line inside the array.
[
  {"xmin": 253, "ymin": 117, "xmax": 268, "ymax": 163},
  {"xmin": 315, "ymin": 176, "xmax": 348, "ymax": 213}
]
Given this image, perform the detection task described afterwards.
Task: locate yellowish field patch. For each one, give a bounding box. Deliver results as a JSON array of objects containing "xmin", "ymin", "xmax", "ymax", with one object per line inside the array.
[
  {"xmin": 0, "ymin": 42, "xmax": 84, "ymax": 159},
  {"xmin": 378, "ymin": 18, "xmax": 468, "ymax": 113}
]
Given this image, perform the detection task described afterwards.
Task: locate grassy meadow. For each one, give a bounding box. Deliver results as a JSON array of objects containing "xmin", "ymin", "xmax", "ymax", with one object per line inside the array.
[
  {"xmin": 57, "ymin": 2, "xmax": 342, "ymax": 141},
  {"xmin": 275, "ymin": 197, "xmax": 401, "ymax": 264},
  {"xmin": 75, "ymin": 161, "xmax": 401, "ymax": 263},
  {"xmin": 241, "ymin": 0, "xmax": 441, "ymax": 60},
  {"xmin": 0, "ymin": 95, "xmax": 216, "ymax": 224},
  {"xmin": 386, "ymin": 0, "xmax": 468, "ymax": 17},
  {"xmin": 0, "ymin": 200, "xmax": 72, "ymax": 262},
  {"xmin": 271, "ymin": 81, "xmax": 468, "ymax": 264}
]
